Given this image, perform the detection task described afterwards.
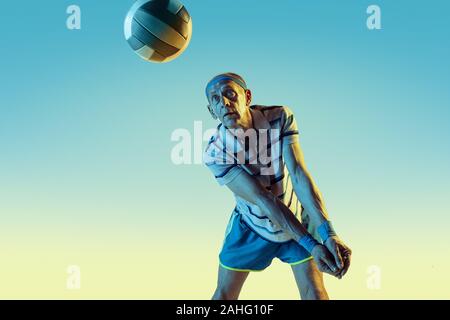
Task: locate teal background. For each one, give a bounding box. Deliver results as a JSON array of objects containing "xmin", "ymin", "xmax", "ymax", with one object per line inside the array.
[{"xmin": 0, "ymin": 0, "xmax": 449, "ymax": 298}]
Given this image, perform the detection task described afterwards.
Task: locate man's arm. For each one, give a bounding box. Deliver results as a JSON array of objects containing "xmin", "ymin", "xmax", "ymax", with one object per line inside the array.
[
  {"xmin": 283, "ymin": 141, "xmax": 329, "ymax": 227},
  {"xmin": 283, "ymin": 140, "xmax": 352, "ymax": 278},
  {"xmin": 225, "ymin": 170, "xmax": 339, "ymax": 276}
]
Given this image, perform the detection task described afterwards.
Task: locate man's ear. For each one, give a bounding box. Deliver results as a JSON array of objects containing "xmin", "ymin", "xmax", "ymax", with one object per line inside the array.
[
  {"xmin": 245, "ymin": 89, "xmax": 252, "ymax": 106},
  {"xmin": 207, "ymin": 104, "xmax": 218, "ymax": 120}
]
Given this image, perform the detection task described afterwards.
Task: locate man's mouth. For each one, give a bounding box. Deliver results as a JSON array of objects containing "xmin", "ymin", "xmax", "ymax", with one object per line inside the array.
[{"xmin": 223, "ymin": 112, "xmax": 237, "ymax": 118}]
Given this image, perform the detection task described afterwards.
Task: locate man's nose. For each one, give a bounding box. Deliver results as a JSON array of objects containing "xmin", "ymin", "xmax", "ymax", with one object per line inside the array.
[{"xmin": 220, "ymin": 95, "xmax": 231, "ymax": 107}]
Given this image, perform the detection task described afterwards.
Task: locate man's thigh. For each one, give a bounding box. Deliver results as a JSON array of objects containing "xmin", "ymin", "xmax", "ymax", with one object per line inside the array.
[{"xmin": 213, "ymin": 265, "xmax": 249, "ymax": 300}]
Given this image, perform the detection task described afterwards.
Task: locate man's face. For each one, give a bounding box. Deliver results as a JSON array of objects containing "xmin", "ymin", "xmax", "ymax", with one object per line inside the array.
[{"xmin": 207, "ymin": 80, "xmax": 251, "ymax": 129}]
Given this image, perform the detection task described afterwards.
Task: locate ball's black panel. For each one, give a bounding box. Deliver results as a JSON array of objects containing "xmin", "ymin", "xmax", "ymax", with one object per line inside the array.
[
  {"xmin": 127, "ymin": 35, "xmax": 146, "ymax": 51},
  {"xmin": 132, "ymin": 18, "xmax": 180, "ymax": 57},
  {"xmin": 177, "ymin": 6, "xmax": 189, "ymax": 24},
  {"xmin": 139, "ymin": 1, "xmax": 189, "ymax": 39},
  {"xmin": 134, "ymin": 9, "xmax": 184, "ymax": 49}
]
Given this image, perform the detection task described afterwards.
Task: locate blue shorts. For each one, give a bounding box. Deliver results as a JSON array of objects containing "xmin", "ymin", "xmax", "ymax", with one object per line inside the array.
[{"xmin": 219, "ymin": 213, "xmax": 313, "ymax": 272}]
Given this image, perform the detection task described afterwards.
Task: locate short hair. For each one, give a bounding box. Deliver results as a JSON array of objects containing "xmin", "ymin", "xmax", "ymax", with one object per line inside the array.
[{"xmin": 205, "ymin": 72, "xmax": 247, "ymax": 97}]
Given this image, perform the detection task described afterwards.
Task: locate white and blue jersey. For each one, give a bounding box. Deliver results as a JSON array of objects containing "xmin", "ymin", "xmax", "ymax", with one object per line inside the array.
[{"xmin": 203, "ymin": 105, "xmax": 302, "ymax": 243}]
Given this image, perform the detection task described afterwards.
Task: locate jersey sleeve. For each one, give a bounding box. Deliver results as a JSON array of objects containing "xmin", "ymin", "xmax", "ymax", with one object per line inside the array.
[{"xmin": 280, "ymin": 106, "xmax": 299, "ymax": 145}]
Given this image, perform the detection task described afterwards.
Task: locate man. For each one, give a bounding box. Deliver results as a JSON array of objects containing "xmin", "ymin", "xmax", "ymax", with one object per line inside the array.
[{"xmin": 203, "ymin": 73, "xmax": 351, "ymax": 300}]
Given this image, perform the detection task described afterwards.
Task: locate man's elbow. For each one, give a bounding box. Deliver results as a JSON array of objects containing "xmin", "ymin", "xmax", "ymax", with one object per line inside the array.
[{"xmin": 292, "ymin": 166, "xmax": 310, "ymax": 188}]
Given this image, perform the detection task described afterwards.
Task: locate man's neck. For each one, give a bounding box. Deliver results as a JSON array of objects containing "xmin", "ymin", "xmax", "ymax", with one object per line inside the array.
[{"xmin": 239, "ymin": 109, "xmax": 253, "ymax": 130}]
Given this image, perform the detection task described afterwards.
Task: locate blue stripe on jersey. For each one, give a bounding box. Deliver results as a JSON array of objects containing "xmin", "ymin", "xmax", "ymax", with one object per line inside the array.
[
  {"xmin": 280, "ymin": 130, "xmax": 299, "ymax": 138},
  {"xmin": 284, "ymin": 171, "xmax": 291, "ymax": 190},
  {"xmin": 207, "ymin": 136, "xmax": 216, "ymax": 145},
  {"xmin": 246, "ymin": 205, "xmax": 269, "ymax": 220},
  {"xmin": 269, "ymin": 117, "xmax": 282, "ymax": 126},
  {"xmin": 284, "ymin": 114, "xmax": 294, "ymax": 126},
  {"xmin": 270, "ymin": 173, "xmax": 285, "ymax": 185},
  {"xmin": 264, "ymin": 155, "xmax": 282, "ymax": 168},
  {"xmin": 215, "ymin": 165, "xmax": 236, "ymax": 178},
  {"xmin": 258, "ymin": 106, "xmax": 283, "ymax": 113},
  {"xmin": 235, "ymin": 206, "xmax": 270, "ymax": 221},
  {"xmin": 287, "ymin": 188, "xmax": 295, "ymax": 207},
  {"xmin": 241, "ymin": 218, "xmax": 284, "ymax": 236},
  {"xmin": 265, "ymin": 134, "xmax": 284, "ymax": 150}
]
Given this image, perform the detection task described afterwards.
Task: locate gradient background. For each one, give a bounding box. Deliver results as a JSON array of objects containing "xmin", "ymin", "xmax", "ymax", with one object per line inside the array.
[{"xmin": 0, "ymin": 0, "xmax": 449, "ymax": 299}]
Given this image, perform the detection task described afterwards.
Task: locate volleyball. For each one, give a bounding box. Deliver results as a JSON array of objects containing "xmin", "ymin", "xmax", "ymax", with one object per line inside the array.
[{"xmin": 124, "ymin": 0, "xmax": 192, "ymax": 63}]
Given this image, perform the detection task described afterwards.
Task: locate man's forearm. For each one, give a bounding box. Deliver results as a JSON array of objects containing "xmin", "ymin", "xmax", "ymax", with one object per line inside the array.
[
  {"xmin": 257, "ymin": 192, "xmax": 342, "ymax": 274},
  {"xmin": 256, "ymin": 192, "xmax": 311, "ymax": 242},
  {"xmin": 292, "ymin": 169, "xmax": 329, "ymax": 227}
]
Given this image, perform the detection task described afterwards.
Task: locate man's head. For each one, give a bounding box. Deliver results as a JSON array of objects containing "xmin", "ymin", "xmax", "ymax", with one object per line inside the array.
[{"xmin": 205, "ymin": 72, "xmax": 252, "ymax": 129}]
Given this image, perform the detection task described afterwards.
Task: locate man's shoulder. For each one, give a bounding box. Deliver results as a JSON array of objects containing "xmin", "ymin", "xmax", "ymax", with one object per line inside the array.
[
  {"xmin": 203, "ymin": 123, "xmax": 222, "ymax": 159},
  {"xmin": 251, "ymin": 104, "xmax": 284, "ymax": 112},
  {"xmin": 251, "ymin": 105, "xmax": 294, "ymax": 123}
]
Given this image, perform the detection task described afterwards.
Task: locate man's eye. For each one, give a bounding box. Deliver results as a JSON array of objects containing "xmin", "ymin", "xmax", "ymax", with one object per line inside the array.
[
  {"xmin": 212, "ymin": 95, "xmax": 219, "ymax": 103},
  {"xmin": 226, "ymin": 90, "xmax": 236, "ymax": 98}
]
